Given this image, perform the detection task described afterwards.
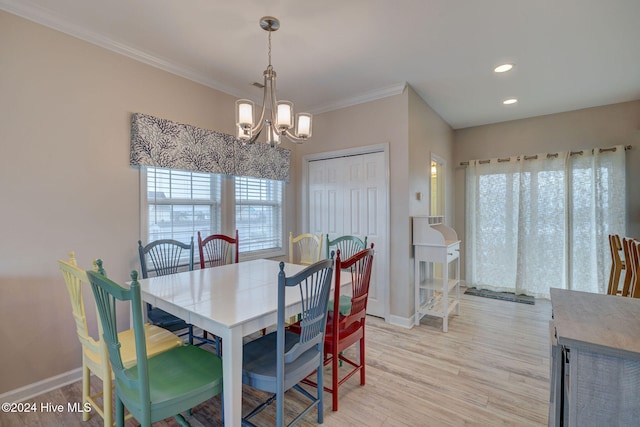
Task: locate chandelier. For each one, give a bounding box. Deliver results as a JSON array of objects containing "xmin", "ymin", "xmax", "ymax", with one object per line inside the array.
[{"xmin": 236, "ymin": 16, "xmax": 312, "ymax": 147}]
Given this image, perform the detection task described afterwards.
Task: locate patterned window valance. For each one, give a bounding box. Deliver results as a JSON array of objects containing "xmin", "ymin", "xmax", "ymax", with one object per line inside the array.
[{"xmin": 130, "ymin": 113, "xmax": 290, "ymax": 182}]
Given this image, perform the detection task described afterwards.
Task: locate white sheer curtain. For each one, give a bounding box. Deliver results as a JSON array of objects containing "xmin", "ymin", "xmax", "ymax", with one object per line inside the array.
[{"xmin": 465, "ymin": 146, "xmax": 626, "ymax": 298}]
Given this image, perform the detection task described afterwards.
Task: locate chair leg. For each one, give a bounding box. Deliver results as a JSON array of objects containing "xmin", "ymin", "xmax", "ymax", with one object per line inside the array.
[
  {"xmin": 82, "ymin": 363, "xmax": 90, "ymax": 421},
  {"xmin": 103, "ymin": 371, "xmax": 112, "ymax": 427},
  {"xmin": 115, "ymin": 397, "xmax": 125, "ymax": 427},
  {"xmin": 317, "ymin": 357, "xmax": 324, "ymax": 423},
  {"xmin": 332, "ymin": 351, "xmax": 339, "ymax": 411},
  {"xmin": 360, "ymin": 336, "xmax": 366, "ymax": 386},
  {"xmin": 174, "ymin": 413, "xmax": 190, "ymax": 427}
]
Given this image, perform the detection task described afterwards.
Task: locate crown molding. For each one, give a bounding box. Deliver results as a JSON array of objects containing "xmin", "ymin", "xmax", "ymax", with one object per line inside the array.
[
  {"xmin": 308, "ymin": 82, "xmax": 408, "ymax": 114},
  {"xmin": 0, "ymin": 1, "xmax": 242, "ymax": 98},
  {"xmin": 2, "ymin": 2, "xmax": 407, "ymax": 114}
]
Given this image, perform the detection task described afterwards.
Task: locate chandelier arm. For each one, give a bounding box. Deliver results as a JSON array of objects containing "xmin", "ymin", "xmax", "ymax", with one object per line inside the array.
[
  {"xmin": 269, "ymin": 73, "xmax": 279, "ymax": 128},
  {"xmin": 249, "ymin": 74, "xmax": 269, "ymax": 135},
  {"xmin": 283, "ymin": 128, "xmax": 308, "ymax": 143},
  {"xmin": 247, "ymin": 126, "xmax": 263, "ymax": 145}
]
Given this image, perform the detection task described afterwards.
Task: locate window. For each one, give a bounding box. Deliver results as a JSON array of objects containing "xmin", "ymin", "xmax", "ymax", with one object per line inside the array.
[
  {"xmin": 465, "ymin": 147, "xmax": 626, "ymax": 297},
  {"xmin": 142, "ymin": 167, "xmax": 284, "ymax": 259},
  {"xmin": 235, "ymin": 177, "xmax": 284, "ymax": 254},
  {"xmin": 145, "ymin": 167, "xmax": 221, "ymax": 244}
]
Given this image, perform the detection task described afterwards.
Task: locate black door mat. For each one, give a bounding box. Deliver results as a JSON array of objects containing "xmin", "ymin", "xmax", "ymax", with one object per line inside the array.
[{"xmin": 464, "ymin": 288, "xmax": 535, "ymax": 305}]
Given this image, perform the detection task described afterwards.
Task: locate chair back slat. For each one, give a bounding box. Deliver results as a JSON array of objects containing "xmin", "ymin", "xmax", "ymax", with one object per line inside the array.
[
  {"xmin": 58, "ymin": 252, "xmax": 102, "ymax": 355},
  {"xmin": 87, "ymin": 269, "xmax": 150, "ymax": 399},
  {"xmin": 198, "ymin": 230, "xmax": 239, "ymax": 268},
  {"xmin": 334, "ymin": 244, "xmax": 375, "ymax": 330},
  {"xmin": 138, "ymin": 238, "xmax": 194, "ymax": 279},
  {"xmin": 326, "ymin": 235, "xmax": 367, "ymax": 261},
  {"xmin": 289, "ymin": 232, "xmax": 323, "ymax": 265},
  {"xmin": 278, "ymin": 258, "xmax": 333, "ymax": 366},
  {"xmin": 630, "ymin": 240, "xmax": 640, "ymax": 298}
]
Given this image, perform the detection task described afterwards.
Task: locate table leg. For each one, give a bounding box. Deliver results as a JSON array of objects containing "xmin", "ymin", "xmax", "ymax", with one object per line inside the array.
[{"xmin": 221, "ymin": 326, "xmax": 243, "ymax": 426}]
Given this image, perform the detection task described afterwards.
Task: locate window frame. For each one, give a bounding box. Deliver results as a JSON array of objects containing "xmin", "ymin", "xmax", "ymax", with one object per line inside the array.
[
  {"xmin": 234, "ymin": 176, "xmax": 285, "ymax": 260},
  {"xmin": 139, "ymin": 168, "xmax": 286, "ymax": 262}
]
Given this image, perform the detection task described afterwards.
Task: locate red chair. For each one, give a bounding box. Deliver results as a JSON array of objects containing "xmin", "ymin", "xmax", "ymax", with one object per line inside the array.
[
  {"xmin": 302, "ymin": 244, "xmax": 375, "ymax": 411},
  {"xmin": 197, "ymin": 230, "xmax": 250, "ymax": 344},
  {"xmin": 197, "ymin": 230, "xmax": 239, "ymax": 269}
]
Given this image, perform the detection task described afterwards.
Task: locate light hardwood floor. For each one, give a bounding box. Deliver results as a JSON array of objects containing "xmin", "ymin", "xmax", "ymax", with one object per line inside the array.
[{"xmin": 0, "ymin": 292, "xmax": 552, "ymax": 426}]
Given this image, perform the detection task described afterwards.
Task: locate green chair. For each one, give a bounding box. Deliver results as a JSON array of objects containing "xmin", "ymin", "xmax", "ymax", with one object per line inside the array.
[
  {"xmin": 58, "ymin": 254, "xmax": 183, "ymax": 427},
  {"xmin": 325, "ymin": 234, "xmax": 367, "ymax": 261},
  {"xmin": 86, "ymin": 266, "xmax": 223, "ymax": 427},
  {"xmin": 241, "ymin": 258, "xmax": 334, "ymax": 426}
]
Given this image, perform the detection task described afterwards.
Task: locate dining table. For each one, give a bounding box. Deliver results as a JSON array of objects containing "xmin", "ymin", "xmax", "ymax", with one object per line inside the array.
[{"xmin": 132, "ymin": 258, "xmax": 349, "ymax": 426}]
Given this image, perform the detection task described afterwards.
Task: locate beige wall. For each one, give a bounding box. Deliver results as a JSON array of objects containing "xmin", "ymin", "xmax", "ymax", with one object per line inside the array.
[
  {"xmin": 294, "ymin": 86, "xmax": 455, "ymax": 321},
  {"xmin": 407, "ymin": 87, "xmax": 456, "ymax": 319},
  {"xmin": 453, "ymin": 100, "xmax": 640, "ymax": 279},
  {"xmin": 0, "ymin": 10, "xmax": 275, "ymax": 394},
  {"xmin": 293, "ymin": 91, "xmax": 410, "ymax": 320}
]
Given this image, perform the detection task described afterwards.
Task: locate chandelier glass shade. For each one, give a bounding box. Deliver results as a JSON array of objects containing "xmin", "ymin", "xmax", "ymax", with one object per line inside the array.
[{"xmin": 236, "ymin": 16, "xmax": 312, "ymax": 147}]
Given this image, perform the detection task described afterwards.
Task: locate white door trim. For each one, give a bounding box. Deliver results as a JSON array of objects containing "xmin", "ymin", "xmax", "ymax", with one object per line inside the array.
[{"xmin": 301, "ymin": 143, "xmax": 390, "ymax": 322}]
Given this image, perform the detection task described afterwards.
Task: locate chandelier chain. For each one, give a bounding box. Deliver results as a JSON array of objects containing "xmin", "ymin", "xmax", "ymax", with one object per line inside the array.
[{"xmin": 267, "ymin": 29, "xmax": 272, "ymax": 68}]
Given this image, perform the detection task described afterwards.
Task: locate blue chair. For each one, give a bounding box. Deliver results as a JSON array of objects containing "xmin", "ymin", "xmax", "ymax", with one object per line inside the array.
[
  {"xmin": 241, "ymin": 257, "xmax": 334, "ymax": 426},
  {"xmin": 86, "ymin": 267, "xmax": 223, "ymax": 427},
  {"xmin": 138, "ymin": 238, "xmax": 196, "ymax": 343}
]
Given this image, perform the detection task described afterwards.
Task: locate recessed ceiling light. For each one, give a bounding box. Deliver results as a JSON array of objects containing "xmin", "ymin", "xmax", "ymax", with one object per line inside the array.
[
  {"xmin": 503, "ymin": 98, "xmax": 518, "ymax": 105},
  {"xmin": 494, "ymin": 63, "xmax": 514, "ymax": 73}
]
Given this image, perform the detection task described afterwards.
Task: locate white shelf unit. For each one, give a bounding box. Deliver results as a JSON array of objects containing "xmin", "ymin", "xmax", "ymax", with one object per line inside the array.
[{"xmin": 413, "ymin": 216, "xmax": 460, "ymax": 332}]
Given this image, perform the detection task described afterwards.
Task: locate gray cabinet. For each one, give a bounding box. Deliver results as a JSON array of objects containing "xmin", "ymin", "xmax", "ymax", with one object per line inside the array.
[{"xmin": 549, "ymin": 288, "xmax": 640, "ymax": 426}]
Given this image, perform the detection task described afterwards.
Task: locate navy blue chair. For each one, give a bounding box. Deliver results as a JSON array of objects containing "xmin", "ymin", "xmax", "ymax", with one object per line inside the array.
[{"xmin": 241, "ymin": 257, "xmax": 334, "ymax": 426}]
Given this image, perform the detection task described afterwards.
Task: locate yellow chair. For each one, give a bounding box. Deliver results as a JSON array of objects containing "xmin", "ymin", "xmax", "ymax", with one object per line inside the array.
[
  {"xmin": 58, "ymin": 252, "xmax": 183, "ymax": 426},
  {"xmin": 289, "ymin": 232, "xmax": 323, "ymax": 265},
  {"xmin": 288, "ymin": 232, "xmax": 323, "ymax": 325}
]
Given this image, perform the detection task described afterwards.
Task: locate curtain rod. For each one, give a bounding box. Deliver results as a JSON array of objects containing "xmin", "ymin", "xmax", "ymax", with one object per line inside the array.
[{"xmin": 459, "ymin": 145, "xmax": 632, "ymax": 166}]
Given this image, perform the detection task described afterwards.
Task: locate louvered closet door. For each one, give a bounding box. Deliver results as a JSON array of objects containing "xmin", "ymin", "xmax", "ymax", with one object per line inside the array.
[{"xmin": 308, "ymin": 152, "xmax": 388, "ymax": 318}]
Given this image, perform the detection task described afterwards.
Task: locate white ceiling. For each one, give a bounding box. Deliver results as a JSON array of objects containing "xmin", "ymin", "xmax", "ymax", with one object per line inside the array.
[{"xmin": 2, "ymin": 0, "xmax": 639, "ymax": 129}]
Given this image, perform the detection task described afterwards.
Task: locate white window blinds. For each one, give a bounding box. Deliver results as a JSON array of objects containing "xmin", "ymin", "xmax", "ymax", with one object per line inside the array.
[
  {"xmin": 235, "ymin": 177, "xmax": 283, "ymax": 253},
  {"xmin": 146, "ymin": 167, "xmax": 221, "ymax": 244}
]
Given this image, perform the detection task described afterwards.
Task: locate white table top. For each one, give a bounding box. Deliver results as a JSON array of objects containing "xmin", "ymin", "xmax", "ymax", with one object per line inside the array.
[
  {"xmin": 137, "ymin": 259, "xmax": 311, "ymax": 331},
  {"xmin": 134, "ymin": 258, "xmax": 347, "ymax": 426}
]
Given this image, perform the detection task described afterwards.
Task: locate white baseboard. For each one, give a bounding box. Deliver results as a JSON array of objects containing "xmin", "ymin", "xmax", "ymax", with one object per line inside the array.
[
  {"xmin": 0, "ymin": 368, "xmax": 83, "ymax": 403},
  {"xmin": 387, "ymin": 314, "xmax": 414, "ymax": 329}
]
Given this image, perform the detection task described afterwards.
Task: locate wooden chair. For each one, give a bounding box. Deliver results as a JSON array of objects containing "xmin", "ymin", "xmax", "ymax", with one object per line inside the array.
[
  {"xmin": 326, "ymin": 234, "xmax": 367, "ymax": 261},
  {"xmin": 304, "ymin": 244, "xmax": 375, "ymax": 412},
  {"xmin": 607, "ymin": 234, "xmax": 625, "ymax": 295},
  {"xmin": 86, "ymin": 267, "xmax": 224, "ymax": 427},
  {"xmin": 58, "ymin": 253, "xmax": 183, "ymax": 427},
  {"xmin": 289, "ymin": 232, "xmax": 323, "ymax": 265},
  {"xmin": 627, "ymin": 239, "xmax": 640, "ymax": 298},
  {"xmin": 241, "ymin": 259, "xmax": 334, "ymax": 426},
  {"xmin": 138, "ymin": 238, "xmax": 196, "ymax": 343},
  {"xmin": 198, "ymin": 230, "xmax": 239, "ymax": 269}
]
